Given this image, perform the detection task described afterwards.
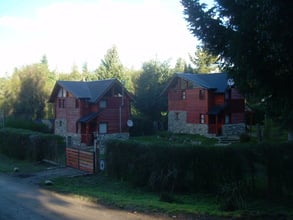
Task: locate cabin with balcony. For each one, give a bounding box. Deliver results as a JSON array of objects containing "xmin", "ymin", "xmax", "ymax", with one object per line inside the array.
[
  {"xmin": 163, "ymin": 73, "xmax": 245, "ymax": 136},
  {"xmin": 49, "ymin": 79, "xmax": 133, "ymax": 146}
]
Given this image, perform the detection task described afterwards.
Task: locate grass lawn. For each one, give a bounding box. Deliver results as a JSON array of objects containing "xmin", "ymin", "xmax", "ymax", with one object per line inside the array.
[
  {"xmin": 0, "ymin": 153, "xmax": 50, "ymax": 173},
  {"xmin": 43, "ymin": 174, "xmax": 293, "ymax": 219},
  {"xmin": 130, "ymin": 132, "xmax": 218, "ymax": 146}
]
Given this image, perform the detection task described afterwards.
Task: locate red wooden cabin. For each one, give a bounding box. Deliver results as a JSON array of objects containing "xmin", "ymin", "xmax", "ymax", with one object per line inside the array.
[
  {"xmin": 49, "ymin": 79, "xmax": 133, "ymax": 146},
  {"xmin": 163, "ymin": 73, "xmax": 245, "ymax": 136}
]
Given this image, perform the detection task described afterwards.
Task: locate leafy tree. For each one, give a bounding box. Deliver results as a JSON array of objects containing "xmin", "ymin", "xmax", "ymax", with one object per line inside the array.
[
  {"xmin": 96, "ymin": 45, "xmax": 125, "ymax": 81},
  {"xmin": 1, "ymin": 56, "xmax": 56, "ymax": 120},
  {"xmin": 0, "ymin": 77, "xmax": 7, "ymax": 107},
  {"xmin": 134, "ymin": 59, "xmax": 172, "ymax": 131},
  {"xmin": 189, "ymin": 46, "xmax": 220, "ymax": 73},
  {"xmin": 5, "ymin": 64, "xmax": 52, "ymax": 119},
  {"xmin": 181, "ymin": 0, "xmax": 293, "ymax": 139}
]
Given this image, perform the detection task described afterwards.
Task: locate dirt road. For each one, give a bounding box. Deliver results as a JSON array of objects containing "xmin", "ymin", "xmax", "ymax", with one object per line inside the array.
[{"xmin": 0, "ymin": 173, "xmax": 173, "ymax": 220}]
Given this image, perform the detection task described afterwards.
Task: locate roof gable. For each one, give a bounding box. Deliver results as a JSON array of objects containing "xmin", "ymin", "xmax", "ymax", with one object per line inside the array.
[
  {"xmin": 183, "ymin": 73, "xmax": 228, "ymax": 92},
  {"xmin": 49, "ymin": 78, "xmax": 130, "ymax": 103},
  {"xmin": 162, "ymin": 73, "xmax": 228, "ymax": 95}
]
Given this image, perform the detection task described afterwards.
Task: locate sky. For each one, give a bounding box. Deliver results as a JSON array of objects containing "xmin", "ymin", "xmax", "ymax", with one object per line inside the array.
[{"xmin": 0, "ymin": 0, "xmax": 212, "ymax": 76}]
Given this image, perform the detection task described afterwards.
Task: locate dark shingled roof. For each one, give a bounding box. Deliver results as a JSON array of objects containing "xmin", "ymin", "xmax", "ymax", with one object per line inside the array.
[
  {"xmin": 177, "ymin": 73, "xmax": 228, "ymax": 93},
  {"xmin": 49, "ymin": 78, "xmax": 131, "ymax": 103},
  {"xmin": 161, "ymin": 72, "xmax": 230, "ymax": 96},
  {"xmin": 77, "ymin": 112, "xmax": 99, "ymax": 123}
]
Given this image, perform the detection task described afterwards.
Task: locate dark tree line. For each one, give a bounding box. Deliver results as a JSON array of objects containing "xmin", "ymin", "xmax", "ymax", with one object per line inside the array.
[{"xmin": 0, "ymin": 45, "xmax": 221, "ymax": 133}]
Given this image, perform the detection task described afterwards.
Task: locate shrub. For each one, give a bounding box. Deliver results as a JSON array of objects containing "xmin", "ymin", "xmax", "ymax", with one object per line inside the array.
[
  {"xmin": 106, "ymin": 140, "xmax": 245, "ymax": 193},
  {"xmin": 105, "ymin": 139, "xmax": 293, "ymax": 199},
  {"xmin": 5, "ymin": 117, "xmax": 52, "ymax": 133},
  {"xmin": 0, "ymin": 128, "xmax": 65, "ymax": 163},
  {"xmin": 218, "ymin": 181, "xmax": 247, "ymax": 211},
  {"xmin": 239, "ymin": 132, "xmax": 251, "ymax": 142}
]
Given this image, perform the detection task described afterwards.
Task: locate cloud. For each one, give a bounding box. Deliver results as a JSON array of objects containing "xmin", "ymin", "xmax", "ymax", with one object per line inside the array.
[{"xmin": 0, "ymin": 0, "xmax": 197, "ymax": 75}]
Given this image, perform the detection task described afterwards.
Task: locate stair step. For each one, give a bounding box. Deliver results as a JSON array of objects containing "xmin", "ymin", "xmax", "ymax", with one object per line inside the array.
[{"xmin": 216, "ymin": 136, "xmax": 240, "ymax": 145}]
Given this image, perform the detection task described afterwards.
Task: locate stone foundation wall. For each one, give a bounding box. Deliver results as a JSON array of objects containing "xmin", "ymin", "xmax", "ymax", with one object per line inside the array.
[
  {"xmin": 168, "ymin": 111, "xmax": 208, "ymax": 135},
  {"xmin": 96, "ymin": 132, "xmax": 130, "ymax": 142},
  {"xmin": 54, "ymin": 118, "xmax": 67, "ymax": 136},
  {"xmin": 222, "ymin": 123, "xmax": 246, "ymax": 136}
]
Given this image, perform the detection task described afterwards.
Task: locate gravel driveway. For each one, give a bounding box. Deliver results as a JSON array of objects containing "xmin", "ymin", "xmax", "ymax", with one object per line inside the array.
[{"xmin": 14, "ymin": 166, "xmax": 88, "ymax": 185}]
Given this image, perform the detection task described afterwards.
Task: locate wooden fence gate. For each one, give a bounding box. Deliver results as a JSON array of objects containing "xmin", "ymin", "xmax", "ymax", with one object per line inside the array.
[{"xmin": 66, "ymin": 147, "xmax": 96, "ymax": 173}]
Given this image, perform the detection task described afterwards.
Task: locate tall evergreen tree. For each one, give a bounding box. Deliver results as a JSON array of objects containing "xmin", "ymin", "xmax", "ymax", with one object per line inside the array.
[
  {"xmin": 189, "ymin": 46, "xmax": 220, "ymax": 73},
  {"xmin": 181, "ymin": 0, "xmax": 293, "ymax": 139},
  {"xmin": 134, "ymin": 59, "xmax": 171, "ymax": 122},
  {"xmin": 96, "ymin": 45, "xmax": 125, "ymax": 81},
  {"xmin": 174, "ymin": 58, "xmax": 187, "ymax": 73}
]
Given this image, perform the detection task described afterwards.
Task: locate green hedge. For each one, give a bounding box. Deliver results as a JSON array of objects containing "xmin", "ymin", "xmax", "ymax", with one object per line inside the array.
[
  {"xmin": 106, "ymin": 140, "xmax": 293, "ymax": 197},
  {"xmin": 0, "ymin": 128, "xmax": 65, "ymax": 164}
]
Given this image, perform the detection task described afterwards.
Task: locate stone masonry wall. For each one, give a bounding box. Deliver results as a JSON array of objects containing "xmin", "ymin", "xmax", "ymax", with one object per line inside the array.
[
  {"xmin": 222, "ymin": 123, "xmax": 246, "ymax": 136},
  {"xmin": 168, "ymin": 111, "xmax": 208, "ymax": 135},
  {"xmin": 54, "ymin": 118, "xmax": 67, "ymax": 136}
]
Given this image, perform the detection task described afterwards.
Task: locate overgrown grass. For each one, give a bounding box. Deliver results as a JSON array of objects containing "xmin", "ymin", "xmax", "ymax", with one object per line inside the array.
[{"xmin": 44, "ymin": 174, "xmax": 293, "ymax": 219}]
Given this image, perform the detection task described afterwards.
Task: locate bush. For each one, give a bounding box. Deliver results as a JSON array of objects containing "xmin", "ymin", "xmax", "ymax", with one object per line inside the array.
[
  {"xmin": 5, "ymin": 117, "xmax": 52, "ymax": 133},
  {"xmin": 218, "ymin": 181, "xmax": 247, "ymax": 211},
  {"xmin": 239, "ymin": 132, "xmax": 251, "ymax": 142},
  {"xmin": 106, "ymin": 140, "xmax": 245, "ymax": 193},
  {"xmin": 105, "ymin": 139, "xmax": 293, "ymax": 199},
  {"xmin": 0, "ymin": 128, "xmax": 65, "ymax": 164}
]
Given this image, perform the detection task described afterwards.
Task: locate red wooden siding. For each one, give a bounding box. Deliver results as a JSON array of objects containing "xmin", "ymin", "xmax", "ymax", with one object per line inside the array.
[
  {"xmin": 168, "ymin": 86, "xmax": 209, "ymax": 124},
  {"xmin": 213, "ymin": 94, "xmax": 225, "ymax": 105},
  {"xmin": 54, "ymin": 92, "xmax": 131, "ymax": 136},
  {"xmin": 186, "ymin": 89, "xmax": 208, "ymax": 123},
  {"xmin": 231, "ymin": 88, "xmax": 243, "ymax": 99}
]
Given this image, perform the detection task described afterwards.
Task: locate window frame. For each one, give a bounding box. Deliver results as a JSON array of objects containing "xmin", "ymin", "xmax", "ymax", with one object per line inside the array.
[
  {"xmin": 199, "ymin": 89, "xmax": 205, "ymax": 100},
  {"xmin": 175, "ymin": 112, "xmax": 180, "ymax": 120},
  {"xmin": 99, "ymin": 122, "xmax": 108, "ymax": 134},
  {"xmin": 181, "ymin": 90, "xmax": 186, "ymax": 100},
  {"xmin": 200, "ymin": 113, "xmax": 205, "ymax": 124},
  {"xmin": 75, "ymin": 99, "xmax": 79, "ymax": 108},
  {"xmin": 99, "ymin": 100, "xmax": 107, "ymax": 109}
]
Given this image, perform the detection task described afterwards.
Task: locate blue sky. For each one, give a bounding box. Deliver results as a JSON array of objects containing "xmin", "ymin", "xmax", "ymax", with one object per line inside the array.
[{"xmin": 0, "ymin": 0, "xmax": 213, "ymax": 76}]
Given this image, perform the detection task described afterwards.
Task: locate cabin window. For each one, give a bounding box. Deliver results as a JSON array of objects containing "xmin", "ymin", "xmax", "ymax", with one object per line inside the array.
[
  {"xmin": 58, "ymin": 98, "xmax": 65, "ymax": 108},
  {"xmin": 59, "ymin": 120, "xmax": 62, "ymax": 127},
  {"xmin": 175, "ymin": 112, "xmax": 180, "ymax": 120},
  {"xmin": 99, "ymin": 123, "xmax": 107, "ymax": 134},
  {"xmin": 181, "ymin": 80, "xmax": 188, "ymax": 89},
  {"xmin": 75, "ymin": 99, "xmax": 79, "ymax": 108},
  {"xmin": 200, "ymin": 114, "xmax": 205, "ymax": 124},
  {"xmin": 181, "ymin": 90, "xmax": 186, "ymax": 100},
  {"xmin": 99, "ymin": 100, "xmax": 107, "ymax": 108},
  {"xmin": 58, "ymin": 88, "xmax": 67, "ymax": 98},
  {"xmin": 199, "ymin": 89, "xmax": 205, "ymax": 100}
]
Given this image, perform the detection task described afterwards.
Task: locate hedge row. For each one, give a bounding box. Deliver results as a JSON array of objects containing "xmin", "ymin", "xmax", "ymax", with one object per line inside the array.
[
  {"xmin": 106, "ymin": 140, "xmax": 293, "ymax": 197},
  {"xmin": 0, "ymin": 128, "xmax": 65, "ymax": 163}
]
